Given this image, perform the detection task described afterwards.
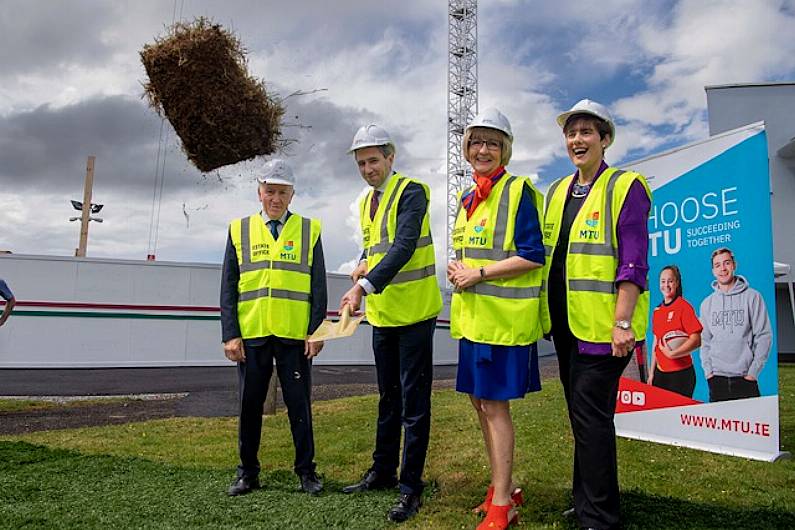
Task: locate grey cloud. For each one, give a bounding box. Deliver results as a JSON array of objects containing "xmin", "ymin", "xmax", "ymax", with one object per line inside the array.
[
  {"xmin": 0, "ymin": 95, "xmax": 201, "ymax": 197},
  {"xmin": 273, "ymin": 94, "xmax": 417, "ymax": 197},
  {"xmin": 0, "ymin": 87, "xmax": 415, "ymax": 201},
  {"xmin": 0, "ymin": 1, "xmax": 118, "ymax": 78}
]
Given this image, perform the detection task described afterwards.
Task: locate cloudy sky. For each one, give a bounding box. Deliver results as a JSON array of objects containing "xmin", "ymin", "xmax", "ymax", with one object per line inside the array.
[{"xmin": 2, "ymin": 0, "xmax": 794, "ymax": 273}]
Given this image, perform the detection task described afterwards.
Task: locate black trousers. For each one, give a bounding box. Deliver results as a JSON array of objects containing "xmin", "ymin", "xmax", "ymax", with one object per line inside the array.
[
  {"xmin": 237, "ymin": 337, "xmax": 315, "ymax": 478},
  {"xmin": 553, "ymin": 324, "xmax": 630, "ymax": 530},
  {"xmin": 652, "ymin": 365, "xmax": 696, "ymax": 398},
  {"xmin": 371, "ymin": 317, "xmax": 435, "ymax": 496},
  {"xmin": 708, "ymin": 375, "xmax": 760, "ymax": 402}
]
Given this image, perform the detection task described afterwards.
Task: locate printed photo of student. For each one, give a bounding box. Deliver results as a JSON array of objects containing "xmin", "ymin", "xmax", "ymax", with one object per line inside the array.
[
  {"xmin": 699, "ymin": 247, "xmax": 773, "ymax": 402},
  {"xmin": 649, "ymin": 265, "xmax": 702, "ymax": 398}
]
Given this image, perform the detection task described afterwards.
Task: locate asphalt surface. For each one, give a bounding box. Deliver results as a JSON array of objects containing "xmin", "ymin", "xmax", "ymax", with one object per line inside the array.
[
  {"xmin": 0, "ymin": 360, "xmax": 559, "ymax": 434},
  {"xmin": 0, "ymin": 365, "xmax": 456, "ymax": 418},
  {"xmin": 0, "ymin": 364, "xmax": 457, "ymax": 396}
]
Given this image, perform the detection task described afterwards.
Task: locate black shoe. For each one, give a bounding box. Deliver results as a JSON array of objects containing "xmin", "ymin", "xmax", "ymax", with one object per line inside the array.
[
  {"xmin": 299, "ymin": 471, "xmax": 323, "ymax": 494},
  {"xmin": 388, "ymin": 493, "xmax": 422, "ymax": 523},
  {"xmin": 341, "ymin": 468, "xmax": 398, "ymax": 494},
  {"xmin": 227, "ymin": 475, "xmax": 260, "ymax": 496}
]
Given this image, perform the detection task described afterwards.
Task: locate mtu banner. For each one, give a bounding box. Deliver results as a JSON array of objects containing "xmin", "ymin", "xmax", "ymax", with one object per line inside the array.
[{"xmin": 615, "ymin": 122, "xmax": 787, "ymax": 462}]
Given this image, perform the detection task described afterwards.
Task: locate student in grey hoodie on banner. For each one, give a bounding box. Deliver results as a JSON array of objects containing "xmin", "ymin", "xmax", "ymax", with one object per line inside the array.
[{"xmin": 699, "ymin": 247, "xmax": 772, "ymax": 402}]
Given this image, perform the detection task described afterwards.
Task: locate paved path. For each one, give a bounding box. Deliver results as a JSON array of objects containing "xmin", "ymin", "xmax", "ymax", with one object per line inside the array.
[
  {"xmin": 0, "ymin": 358, "xmax": 559, "ymax": 434},
  {"xmin": 0, "ymin": 364, "xmax": 459, "ymax": 396}
]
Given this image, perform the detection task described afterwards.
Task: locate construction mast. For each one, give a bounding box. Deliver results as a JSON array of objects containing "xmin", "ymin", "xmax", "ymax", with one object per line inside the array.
[{"xmin": 447, "ymin": 0, "xmax": 478, "ymax": 264}]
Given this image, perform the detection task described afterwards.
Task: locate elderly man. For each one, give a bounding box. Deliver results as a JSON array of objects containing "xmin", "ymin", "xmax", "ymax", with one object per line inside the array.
[
  {"xmin": 221, "ymin": 159, "xmax": 327, "ymax": 496},
  {"xmin": 340, "ymin": 124, "xmax": 442, "ymax": 523}
]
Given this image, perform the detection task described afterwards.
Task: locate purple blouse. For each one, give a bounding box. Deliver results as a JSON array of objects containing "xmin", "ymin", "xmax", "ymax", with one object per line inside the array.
[{"xmin": 568, "ymin": 161, "xmax": 651, "ymax": 354}]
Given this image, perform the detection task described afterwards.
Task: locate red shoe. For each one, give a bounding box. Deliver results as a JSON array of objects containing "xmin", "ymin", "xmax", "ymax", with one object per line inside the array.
[
  {"xmin": 473, "ymin": 486, "xmax": 524, "ymax": 515},
  {"xmin": 476, "ymin": 503, "xmax": 518, "ymax": 530}
]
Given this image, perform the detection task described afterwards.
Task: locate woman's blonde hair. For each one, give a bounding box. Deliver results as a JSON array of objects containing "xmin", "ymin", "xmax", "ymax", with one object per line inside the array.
[{"xmin": 462, "ymin": 126, "xmax": 512, "ymax": 167}]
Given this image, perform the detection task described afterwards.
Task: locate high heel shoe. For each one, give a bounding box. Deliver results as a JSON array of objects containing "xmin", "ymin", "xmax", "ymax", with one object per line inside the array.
[
  {"xmin": 476, "ymin": 502, "xmax": 518, "ymax": 530},
  {"xmin": 473, "ymin": 486, "xmax": 524, "ymax": 515}
]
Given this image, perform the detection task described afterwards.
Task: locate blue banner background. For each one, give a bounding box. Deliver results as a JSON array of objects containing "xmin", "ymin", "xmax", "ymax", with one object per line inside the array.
[{"xmin": 646, "ymin": 131, "xmax": 778, "ymax": 403}]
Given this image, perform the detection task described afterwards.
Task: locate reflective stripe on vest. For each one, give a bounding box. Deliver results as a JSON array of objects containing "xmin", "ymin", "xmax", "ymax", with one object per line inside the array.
[
  {"xmin": 359, "ymin": 174, "xmax": 442, "ymax": 327},
  {"xmin": 450, "ymin": 173, "xmax": 545, "ymax": 346}
]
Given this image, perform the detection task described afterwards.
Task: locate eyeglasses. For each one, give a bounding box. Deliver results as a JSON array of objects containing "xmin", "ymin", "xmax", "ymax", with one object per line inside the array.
[{"xmin": 469, "ymin": 139, "xmax": 502, "ymax": 151}]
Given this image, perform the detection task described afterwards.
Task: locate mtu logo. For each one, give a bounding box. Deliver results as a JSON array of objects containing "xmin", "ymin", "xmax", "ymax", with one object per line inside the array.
[
  {"xmin": 585, "ymin": 211, "xmax": 600, "ymax": 228},
  {"xmin": 280, "ymin": 240, "xmax": 297, "ymax": 260},
  {"xmin": 474, "ymin": 218, "xmax": 487, "ymax": 233}
]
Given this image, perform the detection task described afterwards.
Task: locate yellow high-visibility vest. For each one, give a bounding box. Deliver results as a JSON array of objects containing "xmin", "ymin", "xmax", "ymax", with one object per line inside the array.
[
  {"xmin": 450, "ymin": 173, "xmax": 546, "ymax": 346},
  {"xmin": 230, "ymin": 213, "xmax": 321, "ymax": 340},
  {"xmin": 359, "ymin": 173, "xmax": 442, "ymax": 327},
  {"xmin": 541, "ymin": 167, "xmax": 651, "ymax": 342}
]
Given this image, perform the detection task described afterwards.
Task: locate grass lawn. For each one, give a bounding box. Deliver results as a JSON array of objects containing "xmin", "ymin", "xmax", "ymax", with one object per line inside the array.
[{"xmin": 1, "ymin": 366, "xmax": 793, "ymax": 529}]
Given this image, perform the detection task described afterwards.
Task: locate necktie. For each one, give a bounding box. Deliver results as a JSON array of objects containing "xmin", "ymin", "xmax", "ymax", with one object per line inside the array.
[
  {"xmin": 370, "ymin": 190, "xmax": 381, "ymax": 221},
  {"xmin": 267, "ymin": 220, "xmax": 280, "ymax": 239}
]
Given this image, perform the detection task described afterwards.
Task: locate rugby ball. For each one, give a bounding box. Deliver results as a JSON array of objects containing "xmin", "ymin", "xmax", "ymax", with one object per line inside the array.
[{"xmin": 662, "ymin": 330, "xmax": 689, "ymax": 351}]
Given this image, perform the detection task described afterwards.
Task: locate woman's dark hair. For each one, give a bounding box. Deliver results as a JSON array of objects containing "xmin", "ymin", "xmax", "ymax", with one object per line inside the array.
[
  {"xmin": 563, "ymin": 113, "xmax": 611, "ymax": 141},
  {"xmin": 660, "ymin": 265, "xmax": 683, "ymax": 300}
]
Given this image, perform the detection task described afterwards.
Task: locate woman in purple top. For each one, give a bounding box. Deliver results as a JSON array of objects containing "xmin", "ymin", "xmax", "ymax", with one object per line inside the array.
[{"xmin": 544, "ymin": 99, "xmax": 651, "ymax": 530}]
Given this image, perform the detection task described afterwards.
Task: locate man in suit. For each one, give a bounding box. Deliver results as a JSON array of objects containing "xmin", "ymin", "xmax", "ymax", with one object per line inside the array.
[
  {"xmin": 340, "ymin": 124, "xmax": 442, "ymax": 523},
  {"xmin": 221, "ymin": 159, "xmax": 327, "ymax": 496}
]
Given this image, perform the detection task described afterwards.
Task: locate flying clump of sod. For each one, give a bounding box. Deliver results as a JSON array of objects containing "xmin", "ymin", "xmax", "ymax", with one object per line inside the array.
[{"xmin": 140, "ymin": 17, "xmax": 283, "ymax": 172}]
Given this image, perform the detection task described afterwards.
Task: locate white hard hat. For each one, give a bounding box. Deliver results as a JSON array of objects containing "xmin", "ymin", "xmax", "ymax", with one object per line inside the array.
[
  {"xmin": 349, "ymin": 124, "xmax": 394, "ymax": 153},
  {"xmin": 257, "ymin": 158, "xmax": 295, "ymax": 186},
  {"xmin": 465, "ymin": 107, "xmax": 513, "ymax": 141},
  {"xmin": 556, "ymin": 98, "xmax": 616, "ymax": 147}
]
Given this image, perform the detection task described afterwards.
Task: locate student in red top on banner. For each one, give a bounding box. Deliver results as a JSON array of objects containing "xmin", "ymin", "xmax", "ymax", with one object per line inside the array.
[{"xmin": 649, "ymin": 265, "xmax": 702, "ymax": 398}]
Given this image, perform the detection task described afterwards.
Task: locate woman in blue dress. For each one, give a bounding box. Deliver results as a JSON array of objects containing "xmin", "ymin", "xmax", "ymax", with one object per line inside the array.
[{"xmin": 448, "ymin": 108, "xmax": 546, "ymax": 530}]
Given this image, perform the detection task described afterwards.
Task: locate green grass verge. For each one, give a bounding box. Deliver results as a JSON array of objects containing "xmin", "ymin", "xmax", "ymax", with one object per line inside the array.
[{"xmin": 1, "ymin": 367, "xmax": 793, "ymax": 529}]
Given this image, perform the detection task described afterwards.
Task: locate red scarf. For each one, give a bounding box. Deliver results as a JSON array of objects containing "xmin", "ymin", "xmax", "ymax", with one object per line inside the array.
[{"xmin": 463, "ymin": 166, "xmax": 506, "ymax": 219}]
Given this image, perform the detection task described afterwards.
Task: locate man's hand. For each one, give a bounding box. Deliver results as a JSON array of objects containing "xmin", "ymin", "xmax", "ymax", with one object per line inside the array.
[
  {"xmin": 611, "ymin": 326, "xmax": 635, "ymax": 358},
  {"xmin": 340, "ymin": 284, "xmax": 365, "ymax": 313},
  {"xmin": 305, "ymin": 340, "xmax": 324, "ymax": 359},
  {"xmin": 351, "ymin": 260, "xmax": 368, "ymax": 283},
  {"xmin": 0, "ymin": 298, "xmax": 15, "ymax": 327},
  {"xmin": 744, "ymin": 374, "xmax": 757, "ymax": 381},
  {"xmin": 224, "ymin": 337, "xmax": 246, "ymax": 363}
]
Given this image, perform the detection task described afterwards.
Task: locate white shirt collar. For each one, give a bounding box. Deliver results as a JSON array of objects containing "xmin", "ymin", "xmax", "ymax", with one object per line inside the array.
[
  {"xmin": 374, "ymin": 171, "xmax": 396, "ymax": 193},
  {"xmin": 261, "ymin": 210, "xmax": 289, "ymax": 224}
]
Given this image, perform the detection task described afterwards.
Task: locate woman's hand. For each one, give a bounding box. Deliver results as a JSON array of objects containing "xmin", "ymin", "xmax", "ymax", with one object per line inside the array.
[
  {"xmin": 658, "ymin": 343, "xmax": 675, "ymax": 359},
  {"xmin": 611, "ymin": 326, "xmax": 635, "ymax": 358},
  {"xmin": 450, "ymin": 264, "xmax": 482, "ymax": 290},
  {"xmin": 447, "ymin": 260, "xmax": 464, "ymax": 283}
]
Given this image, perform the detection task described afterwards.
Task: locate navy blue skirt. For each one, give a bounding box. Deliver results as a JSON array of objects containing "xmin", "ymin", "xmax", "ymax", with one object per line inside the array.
[{"xmin": 455, "ymin": 338, "xmax": 541, "ymax": 401}]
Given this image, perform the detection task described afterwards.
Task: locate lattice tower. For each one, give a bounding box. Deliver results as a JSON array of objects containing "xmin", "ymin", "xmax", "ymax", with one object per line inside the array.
[{"xmin": 447, "ymin": 0, "xmax": 478, "ymax": 263}]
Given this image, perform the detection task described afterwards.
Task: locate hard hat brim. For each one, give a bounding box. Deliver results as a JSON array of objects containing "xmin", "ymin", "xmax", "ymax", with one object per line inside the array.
[
  {"xmin": 556, "ymin": 109, "xmax": 615, "ymax": 147},
  {"xmin": 348, "ymin": 142, "xmax": 393, "ymax": 154},
  {"xmin": 257, "ymin": 177, "xmax": 294, "ymax": 186},
  {"xmin": 464, "ymin": 124, "xmax": 513, "ymax": 142}
]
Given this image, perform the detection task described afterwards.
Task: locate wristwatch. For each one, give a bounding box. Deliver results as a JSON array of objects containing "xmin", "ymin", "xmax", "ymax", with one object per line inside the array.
[{"xmin": 614, "ymin": 319, "xmax": 632, "ymax": 331}]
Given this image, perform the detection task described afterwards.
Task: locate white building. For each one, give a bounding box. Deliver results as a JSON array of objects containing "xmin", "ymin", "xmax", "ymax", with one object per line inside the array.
[{"xmin": 705, "ymin": 82, "xmax": 795, "ymax": 355}]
